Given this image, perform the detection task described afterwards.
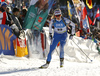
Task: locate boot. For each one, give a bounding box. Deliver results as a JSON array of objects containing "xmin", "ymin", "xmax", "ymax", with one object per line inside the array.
[
  {"xmin": 39, "ymin": 61, "xmax": 50, "ymax": 68},
  {"xmin": 60, "ymin": 58, "xmax": 64, "ymax": 68}
]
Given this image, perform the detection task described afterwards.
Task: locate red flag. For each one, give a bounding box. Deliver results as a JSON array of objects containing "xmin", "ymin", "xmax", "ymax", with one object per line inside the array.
[
  {"xmin": 83, "ymin": 7, "xmax": 87, "ymax": 20},
  {"xmin": 1, "ymin": 0, "xmax": 5, "ymax": 2},
  {"xmin": 92, "ymin": 8, "xmax": 100, "ymax": 25},
  {"xmin": 88, "ymin": 16, "xmax": 93, "ymax": 25}
]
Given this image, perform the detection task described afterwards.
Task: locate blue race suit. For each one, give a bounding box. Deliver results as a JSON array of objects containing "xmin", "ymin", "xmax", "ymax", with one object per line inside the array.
[{"xmin": 47, "ymin": 17, "xmax": 75, "ymax": 62}]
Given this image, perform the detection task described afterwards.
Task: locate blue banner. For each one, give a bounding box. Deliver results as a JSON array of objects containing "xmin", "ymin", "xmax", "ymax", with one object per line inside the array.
[
  {"xmin": 0, "ymin": 25, "xmax": 16, "ymax": 55},
  {"xmin": 67, "ymin": 1, "xmax": 72, "ymax": 20},
  {"xmin": 48, "ymin": 0, "xmax": 54, "ymax": 9}
]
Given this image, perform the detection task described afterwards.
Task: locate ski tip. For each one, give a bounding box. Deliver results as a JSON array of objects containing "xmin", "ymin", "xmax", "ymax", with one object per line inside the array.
[
  {"xmin": 39, "ymin": 66, "xmax": 47, "ymax": 69},
  {"xmin": 39, "ymin": 66, "xmax": 43, "ymax": 69}
]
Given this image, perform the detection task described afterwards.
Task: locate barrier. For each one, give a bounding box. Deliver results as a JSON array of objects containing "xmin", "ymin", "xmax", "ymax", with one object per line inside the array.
[
  {"xmin": 0, "ymin": 25, "xmax": 16, "ymax": 55},
  {"xmin": 13, "ymin": 38, "xmax": 28, "ymax": 57}
]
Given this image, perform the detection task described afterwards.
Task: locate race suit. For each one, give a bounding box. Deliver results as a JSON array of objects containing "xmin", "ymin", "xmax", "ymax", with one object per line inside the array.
[{"xmin": 47, "ymin": 17, "xmax": 75, "ymax": 62}]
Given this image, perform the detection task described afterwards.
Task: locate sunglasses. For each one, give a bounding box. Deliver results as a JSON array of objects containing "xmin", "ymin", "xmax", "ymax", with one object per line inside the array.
[{"xmin": 55, "ymin": 15, "xmax": 61, "ymax": 17}]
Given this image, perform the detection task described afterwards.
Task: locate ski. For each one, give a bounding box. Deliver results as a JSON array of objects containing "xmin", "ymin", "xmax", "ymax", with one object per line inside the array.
[
  {"xmin": 39, "ymin": 66, "xmax": 48, "ymax": 69},
  {"xmin": 39, "ymin": 63, "xmax": 49, "ymax": 69}
]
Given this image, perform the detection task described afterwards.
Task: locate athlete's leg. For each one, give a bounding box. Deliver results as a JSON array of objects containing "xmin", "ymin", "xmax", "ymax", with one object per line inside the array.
[
  {"xmin": 47, "ymin": 33, "xmax": 60, "ymax": 62},
  {"xmin": 60, "ymin": 32, "xmax": 67, "ymax": 58},
  {"xmin": 59, "ymin": 32, "xmax": 67, "ymax": 67}
]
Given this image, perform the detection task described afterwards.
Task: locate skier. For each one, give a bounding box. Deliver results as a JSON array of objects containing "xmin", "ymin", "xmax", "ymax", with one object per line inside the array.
[{"xmin": 40, "ymin": 9, "xmax": 75, "ymax": 68}]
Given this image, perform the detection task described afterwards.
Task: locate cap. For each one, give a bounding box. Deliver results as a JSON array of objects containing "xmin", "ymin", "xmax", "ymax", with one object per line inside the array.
[
  {"xmin": 1, "ymin": 2, "xmax": 7, "ymax": 7},
  {"xmin": 54, "ymin": 9, "xmax": 61, "ymax": 15}
]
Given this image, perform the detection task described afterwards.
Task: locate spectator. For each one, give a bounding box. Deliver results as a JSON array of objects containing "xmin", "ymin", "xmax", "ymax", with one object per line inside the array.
[
  {"xmin": 10, "ymin": 8, "xmax": 22, "ymax": 37},
  {"xmin": 18, "ymin": 12, "xmax": 23, "ymax": 26},
  {"xmin": 19, "ymin": 9, "xmax": 27, "ymax": 26},
  {"xmin": 6, "ymin": 7, "xmax": 12, "ymax": 26},
  {"xmin": 0, "ymin": 2, "xmax": 12, "ymax": 25},
  {"xmin": 0, "ymin": 2, "xmax": 1, "ymax": 7},
  {"xmin": 80, "ymin": 31, "xmax": 85, "ymax": 39},
  {"xmin": 22, "ymin": 0, "xmax": 54, "ymax": 58}
]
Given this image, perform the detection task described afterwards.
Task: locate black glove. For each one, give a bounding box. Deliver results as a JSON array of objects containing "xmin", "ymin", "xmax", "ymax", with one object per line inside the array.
[
  {"xmin": 69, "ymin": 34, "xmax": 74, "ymax": 40},
  {"xmin": 49, "ymin": 33, "xmax": 52, "ymax": 40}
]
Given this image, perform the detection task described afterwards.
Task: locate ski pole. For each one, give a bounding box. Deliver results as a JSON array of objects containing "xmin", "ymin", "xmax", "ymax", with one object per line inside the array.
[
  {"xmin": 71, "ymin": 39, "xmax": 93, "ymax": 62},
  {"xmin": 55, "ymin": 47, "xmax": 59, "ymax": 56}
]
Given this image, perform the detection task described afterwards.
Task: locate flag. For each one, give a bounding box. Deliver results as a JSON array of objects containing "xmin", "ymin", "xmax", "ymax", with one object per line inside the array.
[
  {"xmin": 72, "ymin": 0, "xmax": 81, "ymax": 21},
  {"xmin": 88, "ymin": 16, "xmax": 93, "ymax": 25},
  {"xmin": 81, "ymin": 1, "xmax": 90, "ymax": 33},
  {"xmin": 1, "ymin": 0, "xmax": 5, "ymax": 2},
  {"xmin": 82, "ymin": 7, "xmax": 87, "ymax": 20},
  {"xmin": 86, "ymin": 0, "xmax": 93, "ymax": 9},
  {"xmin": 23, "ymin": 0, "xmax": 54, "ymax": 31},
  {"xmin": 72, "ymin": 0, "xmax": 81, "ymax": 29},
  {"xmin": 7, "ymin": 0, "xmax": 12, "ymax": 3},
  {"xmin": 0, "ymin": 25, "xmax": 16, "ymax": 55},
  {"xmin": 29, "ymin": 0, "xmax": 38, "ymax": 6},
  {"xmin": 67, "ymin": 1, "xmax": 72, "ymax": 20},
  {"xmin": 41, "ymin": 32, "xmax": 46, "ymax": 52},
  {"xmin": 92, "ymin": 8, "xmax": 100, "ymax": 25}
]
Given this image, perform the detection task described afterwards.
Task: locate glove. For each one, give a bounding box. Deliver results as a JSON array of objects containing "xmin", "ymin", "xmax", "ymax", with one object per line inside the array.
[
  {"xmin": 10, "ymin": 24, "xmax": 19, "ymax": 31},
  {"xmin": 49, "ymin": 33, "xmax": 52, "ymax": 40},
  {"xmin": 69, "ymin": 34, "xmax": 73, "ymax": 40}
]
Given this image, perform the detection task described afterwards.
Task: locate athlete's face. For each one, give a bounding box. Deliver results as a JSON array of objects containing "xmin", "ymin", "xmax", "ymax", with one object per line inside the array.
[
  {"xmin": 55, "ymin": 14, "xmax": 61, "ymax": 20},
  {"xmin": 40, "ymin": 0, "xmax": 48, "ymax": 6}
]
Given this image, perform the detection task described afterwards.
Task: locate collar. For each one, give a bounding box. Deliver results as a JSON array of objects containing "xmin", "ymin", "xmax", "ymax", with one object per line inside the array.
[{"xmin": 35, "ymin": 6, "xmax": 43, "ymax": 15}]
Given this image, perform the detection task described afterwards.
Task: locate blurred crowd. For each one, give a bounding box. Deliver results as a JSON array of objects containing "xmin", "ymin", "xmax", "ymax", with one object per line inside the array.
[
  {"xmin": 44, "ymin": 6, "xmax": 100, "ymax": 44},
  {"xmin": 0, "ymin": 2, "xmax": 27, "ymax": 37},
  {"xmin": 0, "ymin": 1, "xmax": 100, "ymax": 43}
]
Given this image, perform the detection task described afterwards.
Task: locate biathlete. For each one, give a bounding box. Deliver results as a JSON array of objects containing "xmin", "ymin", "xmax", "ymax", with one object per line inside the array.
[{"xmin": 40, "ymin": 9, "xmax": 75, "ymax": 68}]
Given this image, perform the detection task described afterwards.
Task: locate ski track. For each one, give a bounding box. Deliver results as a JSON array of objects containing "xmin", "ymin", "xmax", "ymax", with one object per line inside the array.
[{"xmin": 0, "ymin": 54, "xmax": 100, "ymax": 76}]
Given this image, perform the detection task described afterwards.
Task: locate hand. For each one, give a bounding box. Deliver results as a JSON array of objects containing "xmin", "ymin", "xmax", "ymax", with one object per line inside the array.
[
  {"xmin": 69, "ymin": 34, "xmax": 73, "ymax": 40},
  {"xmin": 49, "ymin": 33, "xmax": 52, "ymax": 40},
  {"xmin": 10, "ymin": 24, "xmax": 18, "ymax": 30}
]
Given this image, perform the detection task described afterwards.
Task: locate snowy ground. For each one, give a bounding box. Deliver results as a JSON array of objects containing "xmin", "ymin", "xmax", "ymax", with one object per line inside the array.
[
  {"xmin": 0, "ymin": 27, "xmax": 100, "ymax": 76},
  {"xmin": 0, "ymin": 53, "xmax": 100, "ymax": 76}
]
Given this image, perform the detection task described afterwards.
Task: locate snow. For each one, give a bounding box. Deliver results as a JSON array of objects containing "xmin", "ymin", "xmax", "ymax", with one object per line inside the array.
[
  {"xmin": 0, "ymin": 54, "xmax": 100, "ymax": 76},
  {"xmin": 0, "ymin": 27, "xmax": 100, "ymax": 76}
]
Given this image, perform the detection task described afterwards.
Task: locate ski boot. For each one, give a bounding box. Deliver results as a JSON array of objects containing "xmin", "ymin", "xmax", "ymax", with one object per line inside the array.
[
  {"xmin": 60, "ymin": 58, "xmax": 64, "ymax": 68},
  {"xmin": 39, "ymin": 61, "xmax": 50, "ymax": 69}
]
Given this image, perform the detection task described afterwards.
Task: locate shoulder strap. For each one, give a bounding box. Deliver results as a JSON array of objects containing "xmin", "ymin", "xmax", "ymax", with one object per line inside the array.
[
  {"xmin": 62, "ymin": 17, "xmax": 71, "ymax": 27},
  {"xmin": 61, "ymin": 17, "xmax": 67, "ymax": 26}
]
